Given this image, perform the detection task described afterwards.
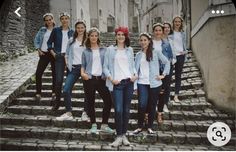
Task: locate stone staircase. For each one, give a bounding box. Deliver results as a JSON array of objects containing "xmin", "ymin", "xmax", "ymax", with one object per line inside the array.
[{"xmin": 0, "ymin": 33, "xmax": 235, "ymax": 151}]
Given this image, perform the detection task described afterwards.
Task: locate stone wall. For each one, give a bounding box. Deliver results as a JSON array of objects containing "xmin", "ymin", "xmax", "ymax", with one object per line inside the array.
[
  {"xmin": 191, "ymin": 0, "xmax": 236, "ymax": 113},
  {"xmin": 0, "ymin": 0, "xmax": 49, "ymax": 62}
]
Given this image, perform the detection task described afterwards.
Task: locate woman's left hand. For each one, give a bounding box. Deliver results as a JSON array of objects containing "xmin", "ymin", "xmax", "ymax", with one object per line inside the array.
[
  {"xmin": 131, "ymin": 76, "xmax": 138, "ymax": 82},
  {"xmin": 156, "ymin": 75, "xmax": 165, "ymax": 80}
]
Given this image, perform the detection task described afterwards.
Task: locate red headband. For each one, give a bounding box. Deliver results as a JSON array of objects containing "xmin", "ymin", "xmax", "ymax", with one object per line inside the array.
[{"xmin": 115, "ymin": 27, "xmax": 129, "ymax": 37}]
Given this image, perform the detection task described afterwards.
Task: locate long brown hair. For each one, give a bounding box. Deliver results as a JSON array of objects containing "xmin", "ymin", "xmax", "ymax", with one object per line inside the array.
[
  {"xmin": 43, "ymin": 14, "xmax": 55, "ymax": 27},
  {"xmin": 139, "ymin": 33, "xmax": 153, "ymax": 62},
  {"xmin": 85, "ymin": 28, "xmax": 100, "ymax": 48},
  {"xmin": 172, "ymin": 16, "xmax": 184, "ymax": 32},
  {"xmin": 70, "ymin": 21, "xmax": 87, "ymax": 46}
]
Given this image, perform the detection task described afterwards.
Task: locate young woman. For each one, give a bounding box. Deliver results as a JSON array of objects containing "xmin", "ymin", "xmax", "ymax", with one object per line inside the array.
[
  {"xmin": 81, "ymin": 27, "xmax": 114, "ymax": 134},
  {"xmin": 169, "ymin": 16, "xmax": 187, "ymax": 102},
  {"xmin": 34, "ymin": 13, "xmax": 56, "ymax": 102},
  {"xmin": 133, "ymin": 32, "xmax": 170, "ymax": 134},
  {"xmin": 55, "ymin": 20, "xmax": 87, "ymax": 120},
  {"xmin": 103, "ymin": 27, "xmax": 137, "ymax": 147},
  {"xmin": 47, "ymin": 12, "xmax": 74, "ymax": 111},
  {"xmin": 161, "ymin": 22, "xmax": 177, "ymax": 112},
  {"xmin": 152, "ymin": 23, "xmax": 174, "ymax": 123}
]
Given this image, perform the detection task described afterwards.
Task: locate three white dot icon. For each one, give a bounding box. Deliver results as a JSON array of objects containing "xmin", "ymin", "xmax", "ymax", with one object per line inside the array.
[{"xmin": 211, "ymin": 10, "xmax": 224, "ymax": 14}]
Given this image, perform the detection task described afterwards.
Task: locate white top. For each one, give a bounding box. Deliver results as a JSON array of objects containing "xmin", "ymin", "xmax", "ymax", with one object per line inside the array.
[
  {"xmin": 73, "ymin": 40, "xmax": 84, "ymax": 65},
  {"xmin": 40, "ymin": 29, "xmax": 52, "ymax": 52},
  {"xmin": 153, "ymin": 40, "xmax": 162, "ymax": 52},
  {"xmin": 61, "ymin": 30, "xmax": 69, "ymax": 53},
  {"xmin": 138, "ymin": 52, "xmax": 150, "ymax": 84},
  {"xmin": 91, "ymin": 49, "xmax": 102, "ymax": 76},
  {"xmin": 173, "ymin": 31, "xmax": 184, "ymax": 56},
  {"xmin": 114, "ymin": 49, "xmax": 132, "ymax": 81}
]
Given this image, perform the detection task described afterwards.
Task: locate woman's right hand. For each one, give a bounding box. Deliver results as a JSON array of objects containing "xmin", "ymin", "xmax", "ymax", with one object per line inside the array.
[
  {"xmin": 112, "ymin": 79, "xmax": 120, "ymax": 85},
  {"xmin": 38, "ymin": 50, "xmax": 45, "ymax": 56},
  {"xmin": 81, "ymin": 73, "xmax": 89, "ymax": 80}
]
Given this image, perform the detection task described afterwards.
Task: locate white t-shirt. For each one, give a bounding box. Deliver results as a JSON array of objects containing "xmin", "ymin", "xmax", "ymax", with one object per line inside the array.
[
  {"xmin": 138, "ymin": 52, "xmax": 150, "ymax": 84},
  {"xmin": 114, "ymin": 49, "xmax": 132, "ymax": 81},
  {"xmin": 153, "ymin": 40, "xmax": 162, "ymax": 52},
  {"xmin": 61, "ymin": 30, "xmax": 69, "ymax": 53},
  {"xmin": 72, "ymin": 40, "xmax": 84, "ymax": 65},
  {"xmin": 40, "ymin": 29, "xmax": 52, "ymax": 52},
  {"xmin": 91, "ymin": 49, "xmax": 102, "ymax": 76},
  {"xmin": 173, "ymin": 31, "xmax": 184, "ymax": 56}
]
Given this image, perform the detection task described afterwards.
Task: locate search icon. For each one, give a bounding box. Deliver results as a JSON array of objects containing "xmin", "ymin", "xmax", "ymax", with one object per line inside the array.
[{"xmin": 216, "ymin": 130, "xmax": 223, "ymax": 138}]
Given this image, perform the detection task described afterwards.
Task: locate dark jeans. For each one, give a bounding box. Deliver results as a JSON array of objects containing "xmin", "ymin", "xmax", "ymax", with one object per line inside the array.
[
  {"xmin": 82, "ymin": 80, "xmax": 89, "ymax": 114},
  {"xmin": 138, "ymin": 84, "xmax": 161, "ymax": 129},
  {"xmin": 84, "ymin": 77, "xmax": 112, "ymax": 124},
  {"xmin": 111, "ymin": 79, "xmax": 134, "ymax": 136},
  {"xmin": 158, "ymin": 64, "xmax": 173, "ymax": 112},
  {"xmin": 36, "ymin": 52, "xmax": 55, "ymax": 95},
  {"xmin": 63, "ymin": 65, "xmax": 81, "ymax": 112},
  {"xmin": 175, "ymin": 55, "xmax": 185, "ymax": 95},
  {"xmin": 55, "ymin": 54, "xmax": 65, "ymax": 103}
]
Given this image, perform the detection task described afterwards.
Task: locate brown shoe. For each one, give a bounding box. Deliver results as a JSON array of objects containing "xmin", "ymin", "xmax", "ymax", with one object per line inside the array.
[
  {"xmin": 144, "ymin": 113, "xmax": 148, "ymax": 125},
  {"xmin": 157, "ymin": 112, "xmax": 163, "ymax": 124}
]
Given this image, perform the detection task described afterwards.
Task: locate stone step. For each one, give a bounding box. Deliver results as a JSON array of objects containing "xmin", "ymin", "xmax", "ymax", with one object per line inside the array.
[
  {"xmin": 6, "ymin": 105, "xmax": 234, "ymax": 121},
  {"xmin": 21, "ymin": 89, "xmax": 206, "ymax": 100},
  {"xmin": 12, "ymin": 96, "xmax": 212, "ymax": 111},
  {"xmin": 1, "ymin": 113, "xmax": 235, "ymax": 133},
  {"xmin": 2, "ymin": 137, "xmax": 233, "ymax": 151},
  {"xmin": 27, "ymin": 79, "xmax": 204, "ymax": 91},
  {"xmin": 41, "ymin": 63, "xmax": 200, "ymax": 79},
  {"xmin": 1, "ymin": 125, "xmax": 235, "ymax": 146}
]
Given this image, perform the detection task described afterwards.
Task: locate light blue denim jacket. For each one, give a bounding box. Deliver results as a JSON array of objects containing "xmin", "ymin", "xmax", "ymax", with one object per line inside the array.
[
  {"xmin": 66, "ymin": 38, "xmax": 85, "ymax": 72},
  {"xmin": 135, "ymin": 49, "xmax": 170, "ymax": 88},
  {"xmin": 103, "ymin": 45, "xmax": 137, "ymax": 91},
  {"xmin": 34, "ymin": 27, "xmax": 48, "ymax": 49},
  {"xmin": 156, "ymin": 39, "xmax": 174, "ymax": 73},
  {"xmin": 81, "ymin": 47, "xmax": 106, "ymax": 79}
]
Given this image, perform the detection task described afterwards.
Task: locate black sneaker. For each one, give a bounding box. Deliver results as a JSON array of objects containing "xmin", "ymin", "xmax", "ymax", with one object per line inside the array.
[
  {"xmin": 52, "ymin": 93, "xmax": 56, "ymax": 101},
  {"xmin": 51, "ymin": 101, "xmax": 60, "ymax": 111},
  {"xmin": 35, "ymin": 94, "xmax": 41, "ymax": 102}
]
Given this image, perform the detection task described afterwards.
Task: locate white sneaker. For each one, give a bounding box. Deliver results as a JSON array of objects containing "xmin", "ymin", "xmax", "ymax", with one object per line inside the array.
[
  {"xmin": 174, "ymin": 96, "xmax": 180, "ymax": 102},
  {"xmin": 81, "ymin": 111, "xmax": 89, "ymax": 121},
  {"xmin": 163, "ymin": 104, "xmax": 169, "ymax": 113},
  {"xmin": 109, "ymin": 136, "xmax": 123, "ymax": 147},
  {"xmin": 56, "ymin": 112, "xmax": 73, "ymax": 121},
  {"xmin": 100, "ymin": 124, "xmax": 115, "ymax": 134},
  {"xmin": 122, "ymin": 135, "xmax": 130, "ymax": 146}
]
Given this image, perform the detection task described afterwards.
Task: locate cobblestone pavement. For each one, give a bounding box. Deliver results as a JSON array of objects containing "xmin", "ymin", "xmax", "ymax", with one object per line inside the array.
[
  {"xmin": 0, "ymin": 34, "xmax": 235, "ymax": 151},
  {"xmin": 0, "ymin": 52, "xmax": 38, "ymax": 110}
]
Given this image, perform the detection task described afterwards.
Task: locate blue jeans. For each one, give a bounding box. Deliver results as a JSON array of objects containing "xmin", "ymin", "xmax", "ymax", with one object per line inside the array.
[
  {"xmin": 175, "ymin": 55, "xmax": 185, "ymax": 95},
  {"xmin": 111, "ymin": 79, "xmax": 134, "ymax": 136},
  {"xmin": 55, "ymin": 55, "xmax": 65, "ymax": 102},
  {"xmin": 63, "ymin": 65, "xmax": 81, "ymax": 112},
  {"xmin": 138, "ymin": 84, "xmax": 161, "ymax": 129}
]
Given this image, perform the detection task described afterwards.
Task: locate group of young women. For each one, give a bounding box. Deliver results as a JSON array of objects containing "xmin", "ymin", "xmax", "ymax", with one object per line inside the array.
[{"xmin": 34, "ymin": 12, "xmax": 187, "ymax": 147}]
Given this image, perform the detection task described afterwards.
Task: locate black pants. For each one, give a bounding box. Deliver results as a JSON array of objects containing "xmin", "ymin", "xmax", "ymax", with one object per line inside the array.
[
  {"xmin": 175, "ymin": 55, "xmax": 185, "ymax": 95},
  {"xmin": 158, "ymin": 64, "xmax": 173, "ymax": 112},
  {"xmin": 54, "ymin": 54, "xmax": 65, "ymax": 102},
  {"xmin": 84, "ymin": 77, "xmax": 112, "ymax": 124},
  {"xmin": 36, "ymin": 52, "xmax": 55, "ymax": 95},
  {"xmin": 82, "ymin": 80, "xmax": 89, "ymax": 114}
]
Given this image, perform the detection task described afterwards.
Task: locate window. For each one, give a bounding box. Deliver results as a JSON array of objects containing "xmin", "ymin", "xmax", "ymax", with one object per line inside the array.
[
  {"xmin": 81, "ymin": 9, "xmax": 84, "ymax": 19},
  {"xmin": 99, "ymin": 9, "xmax": 102, "ymax": 17}
]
